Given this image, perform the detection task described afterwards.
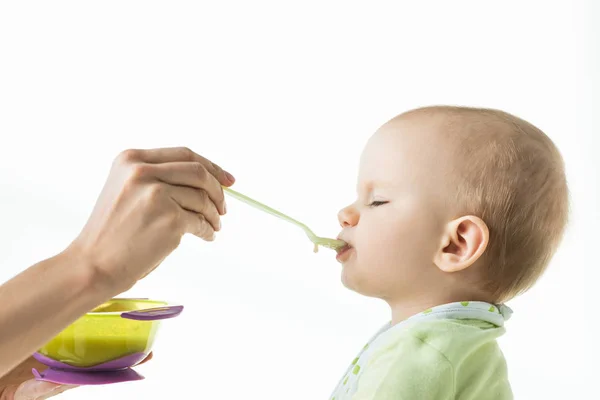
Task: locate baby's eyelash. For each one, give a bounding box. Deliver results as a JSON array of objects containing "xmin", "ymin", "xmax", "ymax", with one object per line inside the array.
[{"xmin": 369, "ymin": 201, "xmax": 388, "ymax": 207}]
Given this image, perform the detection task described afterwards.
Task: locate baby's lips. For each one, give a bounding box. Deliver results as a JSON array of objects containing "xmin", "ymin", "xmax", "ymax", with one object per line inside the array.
[{"xmin": 336, "ymin": 235, "xmax": 352, "ymax": 250}]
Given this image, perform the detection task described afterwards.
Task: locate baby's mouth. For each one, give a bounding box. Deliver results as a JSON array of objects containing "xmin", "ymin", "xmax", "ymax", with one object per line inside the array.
[
  {"xmin": 335, "ymin": 243, "xmax": 353, "ymax": 261},
  {"xmin": 336, "ymin": 242, "xmax": 352, "ymax": 252},
  {"xmin": 336, "ymin": 236, "xmax": 348, "ymax": 249},
  {"xmin": 335, "ymin": 236, "xmax": 353, "ymax": 258}
]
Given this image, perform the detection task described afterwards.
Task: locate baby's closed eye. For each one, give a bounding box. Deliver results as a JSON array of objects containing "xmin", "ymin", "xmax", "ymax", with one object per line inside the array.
[{"xmin": 369, "ymin": 201, "xmax": 389, "ymax": 207}]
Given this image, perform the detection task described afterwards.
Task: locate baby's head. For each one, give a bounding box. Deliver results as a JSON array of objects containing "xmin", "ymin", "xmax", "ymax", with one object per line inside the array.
[{"xmin": 336, "ymin": 106, "xmax": 568, "ymax": 308}]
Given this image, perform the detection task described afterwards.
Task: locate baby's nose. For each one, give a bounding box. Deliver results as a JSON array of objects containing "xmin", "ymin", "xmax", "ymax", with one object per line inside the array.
[{"xmin": 338, "ymin": 205, "xmax": 359, "ymax": 228}]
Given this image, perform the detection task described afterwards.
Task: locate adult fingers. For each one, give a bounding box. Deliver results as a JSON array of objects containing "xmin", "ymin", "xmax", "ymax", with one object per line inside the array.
[
  {"xmin": 38, "ymin": 384, "xmax": 77, "ymax": 399},
  {"xmin": 118, "ymin": 147, "xmax": 235, "ymax": 186},
  {"xmin": 168, "ymin": 186, "xmax": 221, "ymax": 231},
  {"xmin": 137, "ymin": 352, "xmax": 154, "ymax": 366},
  {"xmin": 11, "ymin": 379, "xmax": 76, "ymax": 400},
  {"xmin": 180, "ymin": 209, "xmax": 216, "ymax": 241},
  {"xmin": 141, "ymin": 162, "xmax": 226, "ymax": 215}
]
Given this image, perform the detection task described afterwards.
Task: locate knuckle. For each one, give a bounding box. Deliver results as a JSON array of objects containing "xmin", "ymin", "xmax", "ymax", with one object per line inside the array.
[
  {"xmin": 116, "ymin": 149, "xmax": 141, "ymax": 164},
  {"xmin": 198, "ymin": 215, "xmax": 211, "ymax": 232},
  {"xmin": 129, "ymin": 163, "xmax": 151, "ymax": 181},
  {"xmin": 193, "ymin": 216, "xmax": 205, "ymax": 236},
  {"xmin": 147, "ymin": 183, "xmax": 165, "ymax": 201},
  {"xmin": 122, "ymin": 178, "xmax": 138, "ymax": 194},
  {"xmin": 191, "ymin": 162, "xmax": 207, "ymax": 179},
  {"xmin": 201, "ymin": 227, "xmax": 215, "ymax": 241},
  {"xmin": 175, "ymin": 147, "xmax": 194, "ymax": 161},
  {"xmin": 196, "ymin": 188, "xmax": 208, "ymax": 203}
]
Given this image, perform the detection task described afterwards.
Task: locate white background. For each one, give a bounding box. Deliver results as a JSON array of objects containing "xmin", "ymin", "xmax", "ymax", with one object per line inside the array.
[{"xmin": 0, "ymin": 1, "xmax": 597, "ymax": 399}]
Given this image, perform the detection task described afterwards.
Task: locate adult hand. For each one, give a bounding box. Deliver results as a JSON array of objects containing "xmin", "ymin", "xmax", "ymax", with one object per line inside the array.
[
  {"xmin": 69, "ymin": 147, "xmax": 235, "ymax": 292},
  {"xmin": 0, "ymin": 353, "xmax": 153, "ymax": 399}
]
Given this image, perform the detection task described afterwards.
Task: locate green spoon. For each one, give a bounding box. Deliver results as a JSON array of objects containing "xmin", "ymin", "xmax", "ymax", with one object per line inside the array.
[{"xmin": 222, "ymin": 186, "xmax": 346, "ymax": 252}]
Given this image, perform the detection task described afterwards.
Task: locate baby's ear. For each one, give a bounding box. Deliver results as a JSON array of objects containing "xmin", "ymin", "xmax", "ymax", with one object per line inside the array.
[{"xmin": 433, "ymin": 216, "xmax": 489, "ymax": 273}]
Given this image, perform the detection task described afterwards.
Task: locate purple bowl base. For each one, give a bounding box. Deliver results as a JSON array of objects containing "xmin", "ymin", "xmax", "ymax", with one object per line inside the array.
[
  {"xmin": 32, "ymin": 367, "xmax": 144, "ymax": 385},
  {"xmin": 32, "ymin": 352, "xmax": 149, "ymax": 385},
  {"xmin": 33, "ymin": 352, "xmax": 147, "ymax": 371}
]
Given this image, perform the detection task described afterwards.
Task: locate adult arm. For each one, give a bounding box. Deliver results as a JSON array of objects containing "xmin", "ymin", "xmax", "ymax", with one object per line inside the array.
[{"xmin": 0, "ymin": 147, "xmax": 235, "ymax": 379}]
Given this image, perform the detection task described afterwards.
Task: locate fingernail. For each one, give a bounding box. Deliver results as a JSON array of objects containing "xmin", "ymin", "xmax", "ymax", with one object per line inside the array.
[
  {"xmin": 218, "ymin": 219, "xmax": 222, "ymax": 230},
  {"xmin": 223, "ymin": 200, "xmax": 227, "ymax": 214},
  {"xmin": 224, "ymin": 171, "xmax": 235, "ymax": 184}
]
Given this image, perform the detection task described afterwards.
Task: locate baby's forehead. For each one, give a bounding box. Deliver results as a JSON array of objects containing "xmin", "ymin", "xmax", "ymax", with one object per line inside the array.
[
  {"xmin": 358, "ymin": 114, "xmax": 464, "ymax": 193},
  {"xmin": 365, "ymin": 115, "xmax": 456, "ymax": 163}
]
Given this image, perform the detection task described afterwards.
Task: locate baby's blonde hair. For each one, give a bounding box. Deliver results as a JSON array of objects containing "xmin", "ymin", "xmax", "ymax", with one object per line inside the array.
[{"xmin": 405, "ymin": 106, "xmax": 569, "ymax": 302}]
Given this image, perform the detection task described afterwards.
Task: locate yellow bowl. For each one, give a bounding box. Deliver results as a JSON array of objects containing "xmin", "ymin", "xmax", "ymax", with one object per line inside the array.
[{"xmin": 37, "ymin": 298, "xmax": 182, "ymax": 369}]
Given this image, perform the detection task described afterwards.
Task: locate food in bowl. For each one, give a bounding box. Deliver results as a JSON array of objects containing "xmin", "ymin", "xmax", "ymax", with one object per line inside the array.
[{"xmin": 35, "ymin": 298, "xmax": 182, "ymax": 370}]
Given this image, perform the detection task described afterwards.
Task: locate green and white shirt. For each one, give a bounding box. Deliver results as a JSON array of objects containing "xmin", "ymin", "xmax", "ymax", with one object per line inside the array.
[{"xmin": 330, "ymin": 301, "xmax": 514, "ymax": 400}]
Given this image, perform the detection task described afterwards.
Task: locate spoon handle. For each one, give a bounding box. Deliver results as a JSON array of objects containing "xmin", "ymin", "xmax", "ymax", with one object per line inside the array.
[{"xmin": 222, "ymin": 186, "xmax": 314, "ymax": 235}]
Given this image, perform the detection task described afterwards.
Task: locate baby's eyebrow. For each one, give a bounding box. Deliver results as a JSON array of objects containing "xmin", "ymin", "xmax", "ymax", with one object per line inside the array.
[
  {"xmin": 357, "ymin": 180, "xmax": 395, "ymax": 193},
  {"xmin": 371, "ymin": 180, "xmax": 394, "ymax": 188}
]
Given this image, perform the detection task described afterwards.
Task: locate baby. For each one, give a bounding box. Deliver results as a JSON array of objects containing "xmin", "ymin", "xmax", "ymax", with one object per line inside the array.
[{"xmin": 330, "ymin": 106, "xmax": 568, "ymax": 399}]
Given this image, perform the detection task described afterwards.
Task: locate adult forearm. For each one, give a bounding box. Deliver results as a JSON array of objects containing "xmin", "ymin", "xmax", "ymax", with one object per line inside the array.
[{"xmin": 0, "ymin": 248, "xmax": 114, "ymax": 379}]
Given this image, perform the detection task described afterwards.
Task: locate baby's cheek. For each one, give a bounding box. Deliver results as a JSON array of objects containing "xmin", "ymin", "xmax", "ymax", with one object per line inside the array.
[
  {"xmin": 359, "ymin": 230, "xmax": 401, "ymax": 269},
  {"xmin": 373, "ymin": 226, "xmax": 426, "ymax": 267},
  {"xmin": 369, "ymin": 223, "xmax": 410, "ymax": 251}
]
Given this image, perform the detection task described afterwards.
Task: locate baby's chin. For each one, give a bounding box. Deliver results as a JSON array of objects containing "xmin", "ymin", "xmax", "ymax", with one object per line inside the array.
[
  {"xmin": 340, "ymin": 256, "xmax": 409, "ymax": 299},
  {"xmin": 340, "ymin": 261, "xmax": 379, "ymax": 297},
  {"xmin": 340, "ymin": 268, "xmax": 359, "ymax": 293}
]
